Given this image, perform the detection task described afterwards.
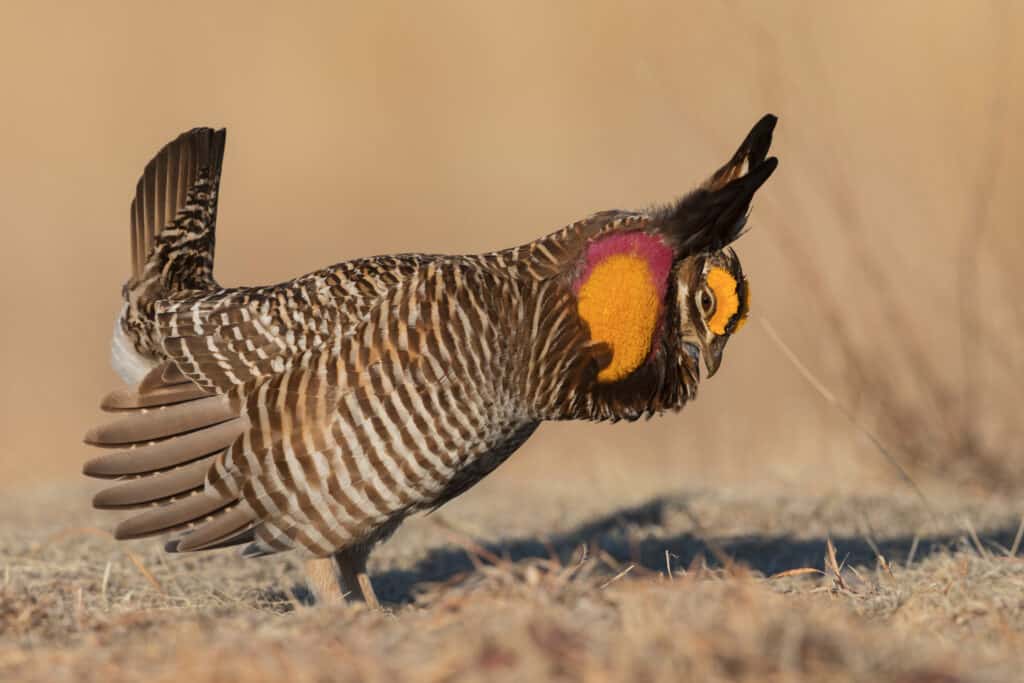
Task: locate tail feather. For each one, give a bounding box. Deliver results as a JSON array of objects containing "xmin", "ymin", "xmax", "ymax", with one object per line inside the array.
[
  {"xmin": 113, "ymin": 491, "xmax": 231, "ymax": 540},
  {"xmin": 100, "ymin": 381, "xmax": 207, "ymax": 410},
  {"xmin": 117, "ymin": 128, "xmax": 227, "ymax": 373},
  {"xmin": 83, "ymin": 362, "xmax": 257, "ymax": 551},
  {"xmin": 91, "ymin": 458, "xmax": 210, "ymax": 508},
  {"xmin": 171, "ymin": 504, "xmax": 257, "ymax": 552},
  {"xmin": 129, "ymin": 127, "xmax": 226, "ymax": 286},
  {"xmin": 83, "ymin": 394, "xmax": 235, "ymax": 445},
  {"xmin": 82, "ymin": 419, "xmax": 245, "ymax": 477}
]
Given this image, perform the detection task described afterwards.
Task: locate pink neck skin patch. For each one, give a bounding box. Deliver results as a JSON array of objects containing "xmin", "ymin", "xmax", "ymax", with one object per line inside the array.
[
  {"xmin": 574, "ymin": 232, "xmax": 675, "ymax": 382},
  {"xmin": 573, "ymin": 231, "xmax": 675, "ymax": 294},
  {"xmin": 573, "ymin": 232, "xmax": 674, "ymax": 297}
]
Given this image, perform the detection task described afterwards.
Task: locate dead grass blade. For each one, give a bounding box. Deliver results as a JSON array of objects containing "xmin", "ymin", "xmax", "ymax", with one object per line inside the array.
[
  {"xmin": 550, "ymin": 545, "xmax": 590, "ymax": 591},
  {"xmin": 599, "ymin": 564, "xmax": 635, "ymax": 589},
  {"xmin": 678, "ymin": 501, "xmax": 740, "ymax": 574},
  {"xmin": 906, "ymin": 533, "xmax": 921, "ymax": 568},
  {"xmin": 125, "ymin": 552, "xmax": 164, "ymax": 594},
  {"xmin": 961, "ymin": 516, "xmax": 990, "ymax": 559},
  {"xmin": 856, "ymin": 520, "xmax": 893, "ymax": 577},
  {"xmin": 100, "ymin": 561, "xmax": 112, "ymax": 607},
  {"xmin": 769, "ymin": 567, "xmax": 824, "ymax": 580},
  {"xmin": 824, "ymin": 538, "xmax": 851, "ymax": 593},
  {"xmin": 597, "ymin": 549, "xmax": 622, "ymax": 573},
  {"xmin": 428, "ymin": 516, "xmax": 505, "ymax": 567},
  {"xmin": 759, "ymin": 317, "xmax": 939, "ymax": 525},
  {"xmin": 1008, "ymin": 515, "xmax": 1024, "ymax": 558}
]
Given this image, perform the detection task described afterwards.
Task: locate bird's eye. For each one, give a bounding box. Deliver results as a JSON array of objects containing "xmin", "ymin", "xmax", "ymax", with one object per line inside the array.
[{"xmin": 699, "ymin": 289, "xmax": 714, "ymax": 314}]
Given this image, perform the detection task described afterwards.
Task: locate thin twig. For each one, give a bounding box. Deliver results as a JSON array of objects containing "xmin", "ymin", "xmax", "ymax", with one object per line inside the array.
[
  {"xmin": 759, "ymin": 317, "xmax": 939, "ymax": 524},
  {"xmin": 599, "ymin": 564, "xmax": 635, "ymax": 590}
]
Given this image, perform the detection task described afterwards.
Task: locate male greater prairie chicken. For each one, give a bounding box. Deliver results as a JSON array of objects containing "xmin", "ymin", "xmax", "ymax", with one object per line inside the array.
[{"xmin": 84, "ymin": 115, "xmax": 778, "ymax": 606}]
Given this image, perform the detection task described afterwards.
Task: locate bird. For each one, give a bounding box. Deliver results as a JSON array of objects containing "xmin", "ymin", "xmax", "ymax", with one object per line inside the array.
[{"xmin": 83, "ymin": 115, "xmax": 778, "ymax": 607}]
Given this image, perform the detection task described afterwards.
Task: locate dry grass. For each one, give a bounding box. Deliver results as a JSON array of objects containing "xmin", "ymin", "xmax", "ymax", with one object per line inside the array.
[
  {"xmin": 3, "ymin": 486, "xmax": 1024, "ymax": 682},
  {"xmin": 770, "ymin": 159, "xmax": 1024, "ymax": 493},
  {"xmin": 747, "ymin": 16, "xmax": 1024, "ymax": 494}
]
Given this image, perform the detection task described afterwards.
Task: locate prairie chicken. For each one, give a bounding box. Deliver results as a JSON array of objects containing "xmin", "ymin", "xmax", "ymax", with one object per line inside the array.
[{"xmin": 84, "ymin": 115, "xmax": 778, "ymax": 606}]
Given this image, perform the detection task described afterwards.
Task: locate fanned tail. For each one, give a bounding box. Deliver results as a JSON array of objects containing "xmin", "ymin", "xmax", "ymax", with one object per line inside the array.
[
  {"xmin": 83, "ymin": 362, "xmax": 259, "ymax": 553},
  {"xmin": 90, "ymin": 128, "xmax": 274, "ymax": 555},
  {"xmin": 129, "ymin": 127, "xmax": 226, "ymax": 291},
  {"xmin": 114, "ymin": 127, "xmax": 227, "ymax": 382}
]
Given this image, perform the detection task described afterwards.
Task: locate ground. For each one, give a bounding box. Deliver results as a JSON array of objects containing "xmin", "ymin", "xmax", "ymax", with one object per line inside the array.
[{"xmin": 3, "ymin": 479, "xmax": 1023, "ymax": 683}]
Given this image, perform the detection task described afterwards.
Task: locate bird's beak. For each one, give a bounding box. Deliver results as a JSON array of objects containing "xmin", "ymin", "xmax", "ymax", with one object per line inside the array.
[{"xmin": 702, "ymin": 337, "xmax": 725, "ymax": 378}]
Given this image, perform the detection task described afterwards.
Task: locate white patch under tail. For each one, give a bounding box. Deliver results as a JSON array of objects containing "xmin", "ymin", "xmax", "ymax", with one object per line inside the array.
[{"xmin": 110, "ymin": 304, "xmax": 158, "ymax": 384}]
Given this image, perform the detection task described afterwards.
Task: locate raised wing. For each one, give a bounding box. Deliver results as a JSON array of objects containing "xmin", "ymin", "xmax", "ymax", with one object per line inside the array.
[{"xmin": 152, "ymin": 255, "xmax": 434, "ymax": 394}]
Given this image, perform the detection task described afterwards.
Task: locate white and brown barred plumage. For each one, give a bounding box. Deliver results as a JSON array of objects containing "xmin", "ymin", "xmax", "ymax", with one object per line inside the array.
[{"xmin": 84, "ymin": 116, "xmax": 778, "ymax": 605}]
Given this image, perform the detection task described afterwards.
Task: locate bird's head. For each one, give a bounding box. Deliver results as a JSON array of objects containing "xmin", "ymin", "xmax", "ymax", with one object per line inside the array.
[
  {"xmin": 563, "ymin": 115, "xmax": 776, "ymax": 418},
  {"xmin": 674, "ymin": 247, "xmax": 749, "ymax": 380}
]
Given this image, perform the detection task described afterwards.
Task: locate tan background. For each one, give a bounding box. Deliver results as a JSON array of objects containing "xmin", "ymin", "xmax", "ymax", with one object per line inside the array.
[{"xmin": 1, "ymin": 1, "xmax": 1021, "ymax": 493}]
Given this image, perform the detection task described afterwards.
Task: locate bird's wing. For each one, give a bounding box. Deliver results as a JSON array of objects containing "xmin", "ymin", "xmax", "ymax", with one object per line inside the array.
[
  {"xmin": 154, "ymin": 288, "xmax": 337, "ymax": 393},
  {"xmin": 152, "ymin": 256, "xmax": 434, "ymax": 394}
]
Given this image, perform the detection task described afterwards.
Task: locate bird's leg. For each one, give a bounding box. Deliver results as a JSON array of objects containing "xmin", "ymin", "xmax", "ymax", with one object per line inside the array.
[
  {"xmin": 333, "ymin": 545, "xmax": 380, "ymax": 609},
  {"xmin": 304, "ymin": 556, "xmax": 346, "ymax": 606}
]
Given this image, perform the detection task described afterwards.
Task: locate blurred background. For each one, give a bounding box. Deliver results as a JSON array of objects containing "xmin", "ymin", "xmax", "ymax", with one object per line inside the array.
[{"xmin": 1, "ymin": 1, "xmax": 1021, "ymax": 503}]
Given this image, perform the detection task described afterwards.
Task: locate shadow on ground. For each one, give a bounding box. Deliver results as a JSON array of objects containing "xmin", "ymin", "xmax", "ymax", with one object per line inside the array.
[{"xmin": 354, "ymin": 495, "xmax": 1022, "ymax": 605}]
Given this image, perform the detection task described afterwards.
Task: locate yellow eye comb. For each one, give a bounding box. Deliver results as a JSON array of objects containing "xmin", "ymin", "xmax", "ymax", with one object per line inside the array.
[{"xmin": 706, "ymin": 267, "xmax": 740, "ymax": 335}]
